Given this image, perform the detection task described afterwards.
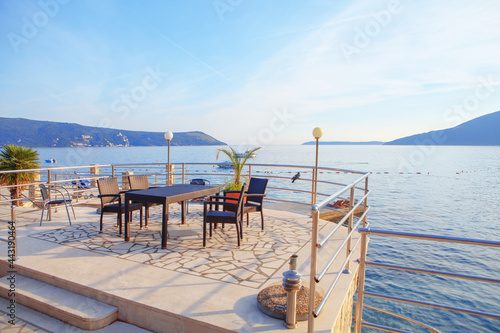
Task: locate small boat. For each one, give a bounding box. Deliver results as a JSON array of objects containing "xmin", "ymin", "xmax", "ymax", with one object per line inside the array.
[
  {"xmin": 45, "ymin": 159, "xmax": 57, "ymax": 163},
  {"xmin": 217, "ymin": 161, "xmax": 234, "ymax": 169},
  {"xmin": 235, "ymin": 149, "xmax": 257, "ymax": 158}
]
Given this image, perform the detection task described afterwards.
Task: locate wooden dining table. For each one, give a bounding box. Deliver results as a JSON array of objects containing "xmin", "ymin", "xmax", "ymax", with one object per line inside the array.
[{"xmin": 124, "ymin": 184, "xmax": 220, "ymax": 249}]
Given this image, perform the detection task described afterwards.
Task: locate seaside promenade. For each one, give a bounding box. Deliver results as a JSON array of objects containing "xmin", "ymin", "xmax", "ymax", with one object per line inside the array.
[{"xmin": 0, "ymin": 199, "xmax": 360, "ymax": 333}]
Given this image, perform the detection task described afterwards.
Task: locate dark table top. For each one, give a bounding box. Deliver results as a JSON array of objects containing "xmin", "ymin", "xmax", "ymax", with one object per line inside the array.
[{"xmin": 124, "ymin": 184, "xmax": 221, "ymax": 204}]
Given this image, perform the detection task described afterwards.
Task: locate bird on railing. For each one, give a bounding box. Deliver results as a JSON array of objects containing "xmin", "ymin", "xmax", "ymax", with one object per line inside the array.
[{"xmin": 291, "ymin": 172, "xmax": 300, "ymax": 183}]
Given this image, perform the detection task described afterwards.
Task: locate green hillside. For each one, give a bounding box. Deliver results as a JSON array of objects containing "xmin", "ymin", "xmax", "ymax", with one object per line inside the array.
[
  {"xmin": 385, "ymin": 110, "xmax": 500, "ymax": 146},
  {"xmin": 0, "ymin": 118, "xmax": 225, "ymax": 147}
]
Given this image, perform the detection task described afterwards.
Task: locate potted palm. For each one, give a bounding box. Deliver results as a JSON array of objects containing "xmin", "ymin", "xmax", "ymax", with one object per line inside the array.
[
  {"xmin": 217, "ymin": 146, "xmax": 261, "ymax": 191},
  {"xmin": 0, "ymin": 144, "xmax": 41, "ymax": 206}
]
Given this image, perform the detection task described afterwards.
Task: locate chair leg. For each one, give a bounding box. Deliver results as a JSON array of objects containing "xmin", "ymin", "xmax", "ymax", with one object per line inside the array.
[
  {"xmin": 247, "ymin": 213, "xmax": 249, "ymax": 226},
  {"xmin": 63, "ymin": 203, "xmax": 72, "ymax": 225},
  {"xmin": 260, "ymin": 209, "xmax": 264, "ymax": 230},
  {"xmin": 118, "ymin": 212, "xmax": 122, "ymax": 235},
  {"xmin": 100, "ymin": 212, "xmax": 104, "ymax": 233},
  {"xmin": 40, "ymin": 205, "xmax": 46, "ymax": 226},
  {"xmin": 203, "ymin": 221, "xmax": 207, "ymax": 247},
  {"xmin": 235, "ymin": 221, "xmax": 240, "ymax": 247},
  {"xmin": 70, "ymin": 203, "xmax": 76, "ymax": 220}
]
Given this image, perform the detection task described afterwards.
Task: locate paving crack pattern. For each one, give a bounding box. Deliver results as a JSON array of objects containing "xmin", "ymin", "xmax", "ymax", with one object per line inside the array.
[{"xmin": 29, "ymin": 205, "xmax": 320, "ymax": 289}]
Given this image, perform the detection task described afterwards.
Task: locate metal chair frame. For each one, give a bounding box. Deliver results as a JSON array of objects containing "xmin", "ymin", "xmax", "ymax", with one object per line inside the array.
[{"xmin": 39, "ymin": 184, "xmax": 76, "ymax": 225}]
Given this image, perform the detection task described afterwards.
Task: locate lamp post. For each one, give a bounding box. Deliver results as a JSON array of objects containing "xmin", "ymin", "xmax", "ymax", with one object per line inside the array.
[
  {"xmin": 312, "ymin": 127, "xmax": 323, "ymax": 205},
  {"xmin": 164, "ymin": 131, "xmax": 173, "ymax": 186}
]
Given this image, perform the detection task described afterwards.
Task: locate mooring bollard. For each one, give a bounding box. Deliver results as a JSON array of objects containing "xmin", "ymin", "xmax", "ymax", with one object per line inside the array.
[{"xmin": 283, "ymin": 254, "xmax": 302, "ymax": 329}]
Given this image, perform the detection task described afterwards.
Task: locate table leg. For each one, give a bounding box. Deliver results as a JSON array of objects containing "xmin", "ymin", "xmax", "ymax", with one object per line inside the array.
[
  {"xmin": 161, "ymin": 202, "xmax": 168, "ymax": 249},
  {"xmin": 125, "ymin": 197, "xmax": 130, "ymax": 242},
  {"xmin": 181, "ymin": 200, "xmax": 186, "ymax": 224}
]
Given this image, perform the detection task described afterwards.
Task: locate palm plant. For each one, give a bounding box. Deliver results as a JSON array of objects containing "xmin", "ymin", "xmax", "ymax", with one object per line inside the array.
[
  {"xmin": 217, "ymin": 146, "xmax": 261, "ymax": 191},
  {"xmin": 0, "ymin": 144, "xmax": 41, "ymax": 206}
]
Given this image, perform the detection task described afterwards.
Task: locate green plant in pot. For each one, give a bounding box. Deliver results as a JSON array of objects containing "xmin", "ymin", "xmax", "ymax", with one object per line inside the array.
[
  {"xmin": 0, "ymin": 144, "xmax": 41, "ymax": 206},
  {"xmin": 217, "ymin": 146, "xmax": 261, "ymax": 191}
]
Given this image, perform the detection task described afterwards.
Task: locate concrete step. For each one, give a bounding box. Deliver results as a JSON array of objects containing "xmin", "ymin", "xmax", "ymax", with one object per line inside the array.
[
  {"xmin": 0, "ymin": 274, "xmax": 118, "ymax": 330},
  {"xmin": 0, "ymin": 297, "xmax": 153, "ymax": 332}
]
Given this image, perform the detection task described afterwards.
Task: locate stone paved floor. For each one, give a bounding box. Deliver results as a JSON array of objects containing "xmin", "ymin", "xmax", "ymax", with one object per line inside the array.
[{"xmin": 29, "ymin": 204, "xmax": 316, "ymax": 289}]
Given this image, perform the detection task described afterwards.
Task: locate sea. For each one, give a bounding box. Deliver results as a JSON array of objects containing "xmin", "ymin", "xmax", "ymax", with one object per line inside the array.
[{"xmin": 36, "ymin": 145, "xmax": 500, "ymax": 333}]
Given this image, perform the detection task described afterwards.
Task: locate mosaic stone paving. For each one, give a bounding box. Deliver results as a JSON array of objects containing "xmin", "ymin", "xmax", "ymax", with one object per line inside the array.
[{"xmin": 29, "ymin": 205, "xmax": 322, "ymax": 289}]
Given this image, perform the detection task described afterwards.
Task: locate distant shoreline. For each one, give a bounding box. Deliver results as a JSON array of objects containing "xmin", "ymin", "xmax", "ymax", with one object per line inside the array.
[{"xmin": 302, "ymin": 141, "xmax": 384, "ymax": 145}]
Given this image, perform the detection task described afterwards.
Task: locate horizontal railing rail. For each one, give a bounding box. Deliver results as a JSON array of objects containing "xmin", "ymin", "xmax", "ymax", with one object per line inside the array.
[
  {"xmin": 0, "ymin": 161, "xmax": 366, "ymax": 215},
  {"xmin": 353, "ymin": 228, "xmax": 500, "ymax": 332},
  {"xmin": 355, "ymin": 302, "xmax": 442, "ymax": 333}
]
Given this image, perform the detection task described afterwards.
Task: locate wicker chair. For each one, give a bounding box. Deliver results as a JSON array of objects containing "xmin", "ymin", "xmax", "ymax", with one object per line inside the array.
[
  {"xmin": 203, "ymin": 184, "xmax": 246, "ymax": 247},
  {"xmin": 39, "ymin": 184, "xmax": 76, "ymax": 225},
  {"xmin": 97, "ymin": 178, "xmax": 143, "ymax": 234},
  {"xmin": 128, "ymin": 175, "xmax": 159, "ymax": 227},
  {"xmin": 243, "ymin": 177, "xmax": 268, "ymax": 230},
  {"xmin": 225, "ymin": 177, "xmax": 268, "ymax": 230}
]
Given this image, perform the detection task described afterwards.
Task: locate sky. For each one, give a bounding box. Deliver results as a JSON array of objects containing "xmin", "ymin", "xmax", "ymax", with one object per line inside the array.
[{"xmin": 1, "ymin": 0, "xmax": 500, "ymax": 145}]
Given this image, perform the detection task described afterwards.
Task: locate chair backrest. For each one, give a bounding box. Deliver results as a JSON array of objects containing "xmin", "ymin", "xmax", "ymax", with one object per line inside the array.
[
  {"xmin": 39, "ymin": 184, "xmax": 50, "ymax": 201},
  {"xmin": 128, "ymin": 175, "xmax": 150, "ymax": 190},
  {"xmin": 246, "ymin": 177, "xmax": 268, "ymax": 204},
  {"xmin": 190, "ymin": 178, "xmax": 210, "ymax": 186},
  {"xmin": 97, "ymin": 178, "xmax": 120, "ymax": 205},
  {"xmin": 235, "ymin": 183, "xmax": 247, "ymax": 217}
]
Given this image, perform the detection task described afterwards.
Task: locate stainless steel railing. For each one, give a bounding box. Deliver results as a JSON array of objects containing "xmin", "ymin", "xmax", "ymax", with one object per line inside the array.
[
  {"xmin": 353, "ymin": 228, "xmax": 500, "ymax": 332},
  {"xmin": 0, "ymin": 205, "xmax": 17, "ymax": 261},
  {"xmin": 307, "ymin": 172, "xmax": 370, "ymax": 333}
]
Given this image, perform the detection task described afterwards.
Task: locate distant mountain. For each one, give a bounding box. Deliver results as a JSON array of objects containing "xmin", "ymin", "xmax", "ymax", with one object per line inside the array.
[
  {"xmin": 385, "ymin": 110, "xmax": 500, "ymax": 146},
  {"xmin": 0, "ymin": 117, "xmax": 225, "ymax": 147},
  {"xmin": 302, "ymin": 141, "xmax": 384, "ymax": 145}
]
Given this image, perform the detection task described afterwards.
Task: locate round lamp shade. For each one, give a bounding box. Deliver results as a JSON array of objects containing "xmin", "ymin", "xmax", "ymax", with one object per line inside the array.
[
  {"xmin": 164, "ymin": 131, "xmax": 174, "ymax": 141},
  {"xmin": 312, "ymin": 127, "xmax": 323, "ymax": 139}
]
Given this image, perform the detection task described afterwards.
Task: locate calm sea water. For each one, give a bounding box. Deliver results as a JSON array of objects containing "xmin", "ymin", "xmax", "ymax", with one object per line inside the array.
[{"xmin": 36, "ymin": 145, "xmax": 500, "ymax": 332}]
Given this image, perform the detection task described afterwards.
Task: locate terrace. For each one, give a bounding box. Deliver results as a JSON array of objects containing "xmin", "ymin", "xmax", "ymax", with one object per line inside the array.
[{"xmin": 0, "ymin": 162, "xmax": 369, "ymax": 332}]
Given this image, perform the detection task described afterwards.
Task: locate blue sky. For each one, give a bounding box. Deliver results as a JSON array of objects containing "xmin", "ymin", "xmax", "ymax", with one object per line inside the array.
[{"xmin": 1, "ymin": 0, "xmax": 499, "ymax": 145}]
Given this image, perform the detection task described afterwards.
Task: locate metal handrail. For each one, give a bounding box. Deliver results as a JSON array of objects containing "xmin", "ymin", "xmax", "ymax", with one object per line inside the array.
[
  {"xmin": 353, "ymin": 228, "xmax": 500, "ymax": 332},
  {"xmin": 365, "ymin": 292, "xmax": 500, "ymax": 320},
  {"xmin": 307, "ymin": 172, "xmax": 370, "ymax": 333},
  {"xmin": 366, "ymin": 261, "xmax": 500, "ymax": 284},
  {"xmin": 0, "ymin": 205, "xmax": 17, "ymax": 261},
  {"xmin": 355, "ymin": 302, "xmax": 441, "ymax": 333}
]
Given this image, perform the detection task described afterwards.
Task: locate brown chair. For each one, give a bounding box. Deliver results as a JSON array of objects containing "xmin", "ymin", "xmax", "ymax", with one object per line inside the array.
[
  {"xmin": 97, "ymin": 178, "xmax": 143, "ymax": 234},
  {"xmin": 225, "ymin": 177, "xmax": 268, "ymax": 230},
  {"xmin": 128, "ymin": 175, "xmax": 159, "ymax": 227},
  {"xmin": 203, "ymin": 184, "xmax": 246, "ymax": 247}
]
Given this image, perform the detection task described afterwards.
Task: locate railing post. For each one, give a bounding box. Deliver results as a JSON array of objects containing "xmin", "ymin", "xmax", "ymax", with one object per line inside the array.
[
  {"xmin": 308, "ymin": 205, "xmax": 320, "ymax": 333},
  {"xmin": 311, "ymin": 167, "xmax": 316, "ymax": 206},
  {"xmin": 364, "ymin": 177, "xmax": 368, "ymax": 208},
  {"xmin": 182, "ymin": 164, "xmax": 185, "ymax": 184},
  {"xmin": 248, "ymin": 165, "xmax": 252, "ymax": 181},
  {"xmin": 10, "ymin": 205, "xmax": 17, "ymax": 260},
  {"xmin": 344, "ymin": 186, "xmax": 355, "ymax": 273},
  {"xmin": 354, "ymin": 231, "xmax": 368, "ymax": 333},
  {"xmin": 47, "ymin": 169, "xmax": 52, "ymax": 220},
  {"xmin": 112, "ymin": 165, "xmax": 115, "ymax": 178}
]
